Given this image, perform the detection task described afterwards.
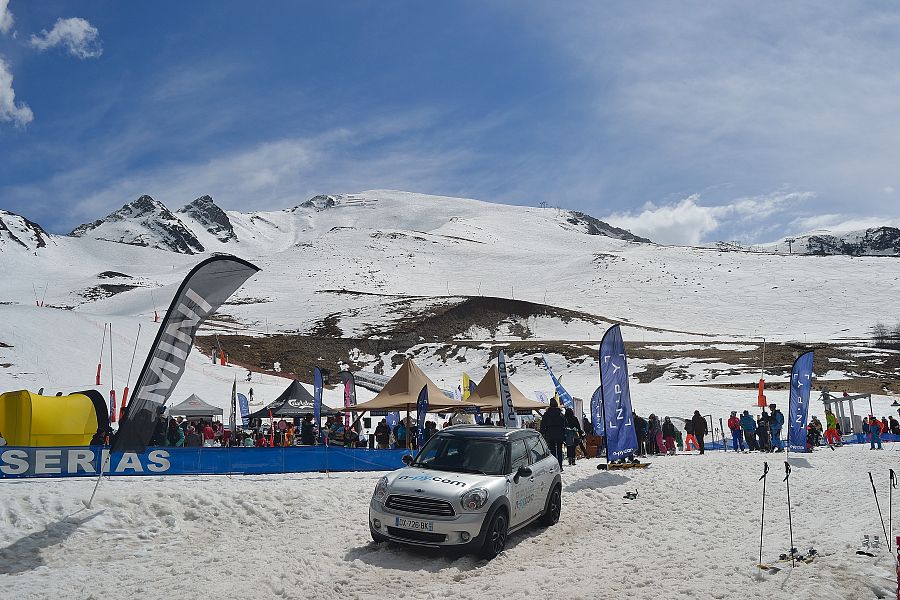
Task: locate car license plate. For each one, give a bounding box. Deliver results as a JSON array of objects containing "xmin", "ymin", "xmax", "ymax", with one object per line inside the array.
[{"xmin": 394, "ymin": 517, "xmax": 433, "ymax": 532}]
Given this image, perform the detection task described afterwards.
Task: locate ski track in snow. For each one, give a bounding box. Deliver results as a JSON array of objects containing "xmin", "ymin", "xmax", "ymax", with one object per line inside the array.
[{"xmin": 1, "ymin": 445, "xmax": 898, "ymax": 600}]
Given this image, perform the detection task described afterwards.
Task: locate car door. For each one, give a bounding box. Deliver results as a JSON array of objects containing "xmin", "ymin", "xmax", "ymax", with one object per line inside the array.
[
  {"xmin": 526, "ymin": 434, "xmax": 556, "ymax": 514},
  {"xmin": 508, "ymin": 438, "xmax": 535, "ymax": 527}
]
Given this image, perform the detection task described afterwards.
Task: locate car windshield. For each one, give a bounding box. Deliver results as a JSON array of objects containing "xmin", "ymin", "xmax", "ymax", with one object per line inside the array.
[{"xmin": 412, "ymin": 435, "xmax": 508, "ymax": 476}]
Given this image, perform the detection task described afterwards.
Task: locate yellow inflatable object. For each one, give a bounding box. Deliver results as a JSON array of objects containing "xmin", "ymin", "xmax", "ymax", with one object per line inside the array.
[{"xmin": 0, "ymin": 390, "xmax": 103, "ymax": 446}]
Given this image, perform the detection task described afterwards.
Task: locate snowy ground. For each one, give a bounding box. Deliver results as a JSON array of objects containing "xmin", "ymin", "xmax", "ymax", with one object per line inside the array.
[{"xmin": 1, "ymin": 444, "xmax": 898, "ymax": 600}]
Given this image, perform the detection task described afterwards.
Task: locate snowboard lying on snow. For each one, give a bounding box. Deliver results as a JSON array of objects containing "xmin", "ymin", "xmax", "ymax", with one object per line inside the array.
[{"xmin": 597, "ymin": 462, "xmax": 650, "ymax": 470}]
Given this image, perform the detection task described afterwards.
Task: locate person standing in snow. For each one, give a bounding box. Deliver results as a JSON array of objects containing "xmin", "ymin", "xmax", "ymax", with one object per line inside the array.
[
  {"xmin": 768, "ymin": 404, "xmax": 784, "ymax": 452},
  {"xmin": 563, "ymin": 407, "xmax": 584, "ymax": 466},
  {"xmin": 683, "ymin": 417, "xmax": 699, "ymax": 452},
  {"xmin": 823, "ymin": 409, "xmax": 840, "ymax": 446},
  {"xmin": 662, "ymin": 417, "xmax": 677, "ymax": 454},
  {"xmin": 691, "ymin": 411, "xmax": 708, "ymax": 455},
  {"xmin": 374, "ymin": 419, "xmax": 390, "ymax": 449},
  {"xmin": 633, "ymin": 413, "xmax": 648, "ymax": 456},
  {"xmin": 727, "ymin": 411, "xmax": 744, "ymax": 452},
  {"xmin": 166, "ymin": 419, "xmax": 184, "ymax": 447},
  {"xmin": 540, "ymin": 398, "xmax": 566, "ymax": 468},
  {"xmin": 867, "ymin": 416, "xmax": 883, "ymax": 450},
  {"xmin": 648, "ymin": 414, "xmax": 666, "ymax": 455},
  {"xmin": 184, "ymin": 426, "xmax": 202, "ymax": 447},
  {"xmin": 757, "ymin": 411, "xmax": 771, "ymax": 451},
  {"xmin": 739, "ymin": 410, "xmax": 758, "ymax": 451},
  {"xmin": 300, "ymin": 414, "xmax": 315, "ymax": 445}
]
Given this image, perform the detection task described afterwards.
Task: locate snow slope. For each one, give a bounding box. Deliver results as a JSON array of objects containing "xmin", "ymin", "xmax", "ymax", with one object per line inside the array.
[
  {"xmin": 5, "ymin": 189, "xmax": 897, "ymax": 341},
  {"xmin": 1, "ymin": 446, "xmax": 897, "ymax": 600}
]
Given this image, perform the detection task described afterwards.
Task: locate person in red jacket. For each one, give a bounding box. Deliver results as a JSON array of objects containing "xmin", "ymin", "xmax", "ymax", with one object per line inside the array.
[
  {"xmin": 202, "ymin": 422, "xmax": 215, "ymax": 446},
  {"xmin": 727, "ymin": 411, "xmax": 744, "ymax": 452}
]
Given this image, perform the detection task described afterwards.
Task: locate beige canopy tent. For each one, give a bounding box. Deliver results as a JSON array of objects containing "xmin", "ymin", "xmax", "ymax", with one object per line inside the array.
[
  {"xmin": 347, "ymin": 358, "xmax": 479, "ymax": 413},
  {"xmin": 470, "ymin": 365, "xmax": 547, "ymax": 411}
]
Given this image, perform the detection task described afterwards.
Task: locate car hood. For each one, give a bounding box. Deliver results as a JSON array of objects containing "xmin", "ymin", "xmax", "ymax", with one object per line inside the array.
[{"xmin": 386, "ymin": 467, "xmax": 501, "ymax": 496}]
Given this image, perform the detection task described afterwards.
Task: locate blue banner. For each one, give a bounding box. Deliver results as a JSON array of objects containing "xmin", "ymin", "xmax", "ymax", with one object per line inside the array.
[
  {"xmin": 590, "ymin": 386, "xmax": 604, "ymax": 435},
  {"xmin": 386, "ymin": 412, "xmax": 399, "ymax": 448},
  {"xmin": 237, "ymin": 393, "xmax": 250, "ymax": 426},
  {"xmin": 0, "ymin": 446, "xmax": 408, "ymax": 478},
  {"xmin": 313, "ymin": 366, "xmax": 323, "ymax": 434},
  {"xmin": 788, "ymin": 351, "xmax": 814, "ymax": 452},
  {"xmin": 416, "ymin": 385, "xmax": 428, "ymax": 448},
  {"xmin": 542, "ymin": 356, "xmax": 574, "ymax": 409},
  {"xmin": 599, "ymin": 325, "xmax": 637, "ymax": 460}
]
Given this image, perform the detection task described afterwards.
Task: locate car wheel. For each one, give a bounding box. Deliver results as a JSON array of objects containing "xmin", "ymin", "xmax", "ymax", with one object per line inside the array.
[
  {"xmin": 479, "ymin": 509, "xmax": 508, "ymax": 559},
  {"xmin": 540, "ymin": 485, "xmax": 561, "ymax": 526}
]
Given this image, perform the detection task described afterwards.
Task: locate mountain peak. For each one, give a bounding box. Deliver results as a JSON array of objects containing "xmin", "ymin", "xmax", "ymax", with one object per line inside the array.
[
  {"xmin": 565, "ymin": 210, "xmax": 652, "ymax": 243},
  {"xmin": 177, "ymin": 195, "xmax": 237, "ymax": 243},
  {"xmin": 70, "ymin": 195, "xmax": 205, "ymax": 254},
  {"xmin": 0, "ymin": 209, "xmax": 53, "ymax": 252}
]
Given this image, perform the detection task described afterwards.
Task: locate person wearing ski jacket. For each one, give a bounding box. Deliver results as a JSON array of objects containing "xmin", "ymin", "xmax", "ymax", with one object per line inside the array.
[
  {"xmin": 563, "ymin": 407, "xmax": 584, "ymax": 465},
  {"xmin": 662, "ymin": 417, "xmax": 677, "ymax": 454},
  {"xmin": 691, "ymin": 411, "xmax": 708, "ymax": 455},
  {"xmin": 768, "ymin": 404, "xmax": 785, "ymax": 452},
  {"xmin": 633, "ymin": 413, "xmax": 648, "ymax": 456},
  {"xmin": 683, "ymin": 418, "xmax": 699, "ymax": 451},
  {"xmin": 727, "ymin": 411, "xmax": 744, "ymax": 452},
  {"xmin": 300, "ymin": 414, "xmax": 315, "ymax": 445},
  {"xmin": 648, "ymin": 414, "xmax": 667, "ymax": 455},
  {"xmin": 824, "ymin": 409, "xmax": 840, "ymax": 445},
  {"xmin": 868, "ymin": 416, "xmax": 883, "ymax": 449},
  {"xmin": 740, "ymin": 411, "xmax": 758, "ymax": 451},
  {"xmin": 374, "ymin": 419, "xmax": 390, "ymax": 449},
  {"xmin": 540, "ymin": 399, "xmax": 567, "ymax": 468},
  {"xmin": 166, "ymin": 419, "xmax": 185, "ymax": 447}
]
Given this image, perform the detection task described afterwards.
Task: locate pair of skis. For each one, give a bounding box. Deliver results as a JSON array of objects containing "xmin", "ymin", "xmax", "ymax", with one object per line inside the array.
[
  {"xmin": 758, "ymin": 461, "xmax": 808, "ymax": 572},
  {"xmin": 867, "ymin": 469, "xmax": 897, "ymax": 557}
]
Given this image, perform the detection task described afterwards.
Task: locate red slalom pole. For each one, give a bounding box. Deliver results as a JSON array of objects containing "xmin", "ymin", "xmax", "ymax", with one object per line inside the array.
[{"xmin": 119, "ymin": 387, "xmax": 129, "ymax": 420}]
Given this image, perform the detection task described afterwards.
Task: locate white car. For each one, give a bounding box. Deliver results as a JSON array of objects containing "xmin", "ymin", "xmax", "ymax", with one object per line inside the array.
[{"xmin": 368, "ymin": 426, "xmax": 562, "ymax": 558}]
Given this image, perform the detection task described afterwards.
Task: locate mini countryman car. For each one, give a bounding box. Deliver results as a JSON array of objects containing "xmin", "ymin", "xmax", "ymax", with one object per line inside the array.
[{"xmin": 369, "ymin": 426, "xmax": 562, "ymax": 558}]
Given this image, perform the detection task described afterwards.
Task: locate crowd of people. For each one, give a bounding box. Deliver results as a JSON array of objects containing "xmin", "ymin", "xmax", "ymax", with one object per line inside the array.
[{"xmin": 140, "ymin": 398, "xmax": 899, "ymax": 459}]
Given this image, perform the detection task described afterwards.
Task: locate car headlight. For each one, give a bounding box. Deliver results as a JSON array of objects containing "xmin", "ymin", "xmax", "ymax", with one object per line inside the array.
[
  {"xmin": 373, "ymin": 476, "xmax": 389, "ymax": 503},
  {"xmin": 460, "ymin": 488, "xmax": 489, "ymax": 511}
]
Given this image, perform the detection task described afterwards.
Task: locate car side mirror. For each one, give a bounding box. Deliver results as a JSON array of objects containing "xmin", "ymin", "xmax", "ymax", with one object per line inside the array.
[
  {"xmin": 513, "ymin": 465, "xmax": 532, "ymax": 483},
  {"xmin": 401, "ymin": 454, "xmax": 413, "ymax": 465}
]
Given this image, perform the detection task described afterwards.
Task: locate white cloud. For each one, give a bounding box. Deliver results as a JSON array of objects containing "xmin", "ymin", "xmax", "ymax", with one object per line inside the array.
[
  {"xmin": 604, "ymin": 192, "xmax": 810, "ymax": 245},
  {"xmin": 30, "ymin": 17, "xmax": 102, "ymax": 59},
  {"xmin": 0, "ymin": 57, "xmax": 33, "ymax": 127},
  {"xmin": 790, "ymin": 213, "xmax": 900, "ymax": 234},
  {"xmin": 0, "ymin": 0, "xmax": 13, "ymax": 35}
]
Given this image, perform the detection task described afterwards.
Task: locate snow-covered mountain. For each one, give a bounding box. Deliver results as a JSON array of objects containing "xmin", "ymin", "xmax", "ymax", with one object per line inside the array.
[
  {"xmin": 177, "ymin": 195, "xmax": 237, "ymax": 243},
  {"xmin": 0, "ymin": 209, "xmax": 53, "ymax": 253},
  {"xmin": 70, "ymin": 195, "xmax": 205, "ymax": 254},
  {"xmin": 69, "ymin": 191, "xmax": 650, "ymax": 256},
  {"xmin": 765, "ymin": 227, "xmax": 900, "ymax": 256}
]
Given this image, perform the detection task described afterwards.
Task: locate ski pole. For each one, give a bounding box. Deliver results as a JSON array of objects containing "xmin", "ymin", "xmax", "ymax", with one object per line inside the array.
[
  {"xmin": 758, "ymin": 461, "xmax": 769, "ymax": 569},
  {"xmin": 869, "ymin": 471, "xmax": 890, "ymax": 553},
  {"xmin": 784, "ymin": 461, "xmax": 795, "ymax": 566},
  {"xmin": 890, "ymin": 469, "xmax": 896, "ymax": 543}
]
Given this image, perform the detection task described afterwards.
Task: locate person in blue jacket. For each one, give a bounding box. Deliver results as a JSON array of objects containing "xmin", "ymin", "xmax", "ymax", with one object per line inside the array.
[
  {"xmin": 740, "ymin": 410, "xmax": 758, "ymax": 451},
  {"xmin": 768, "ymin": 403, "xmax": 785, "ymax": 452}
]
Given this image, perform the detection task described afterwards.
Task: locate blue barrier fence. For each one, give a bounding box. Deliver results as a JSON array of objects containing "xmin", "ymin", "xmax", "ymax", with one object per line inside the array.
[{"xmin": 0, "ymin": 446, "xmax": 410, "ymax": 479}]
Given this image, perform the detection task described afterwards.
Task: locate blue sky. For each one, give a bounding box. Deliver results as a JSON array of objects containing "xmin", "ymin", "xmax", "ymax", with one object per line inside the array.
[{"xmin": 1, "ymin": 1, "xmax": 900, "ymax": 244}]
